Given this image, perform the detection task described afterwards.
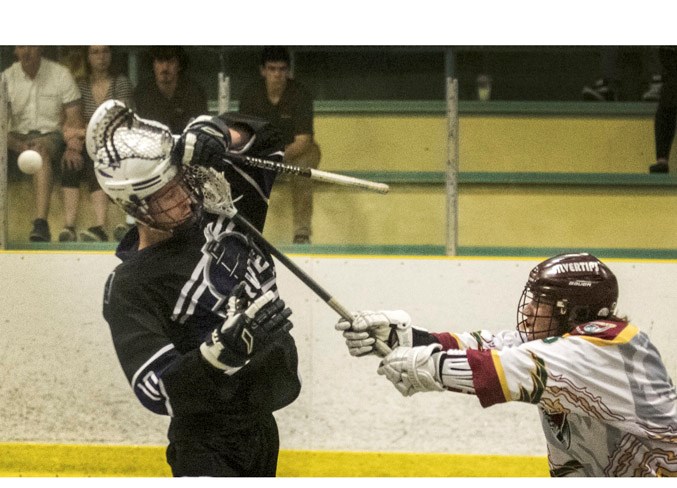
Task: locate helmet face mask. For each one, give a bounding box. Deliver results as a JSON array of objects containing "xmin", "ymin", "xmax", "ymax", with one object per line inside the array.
[
  {"xmin": 517, "ymin": 288, "xmax": 561, "ymax": 342},
  {"xmin": 516, "ymin": 253, "xmax": 619, "ymax": 342},
  {"xmin": 86, "ymin": 99, "xmax": 204, "ymax": 232},
  {"xmin": 137, "ymin": 167, "xmax": 203, "ymax": 232}
]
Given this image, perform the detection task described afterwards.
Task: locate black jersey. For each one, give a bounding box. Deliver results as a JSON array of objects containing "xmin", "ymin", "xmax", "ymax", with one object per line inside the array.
[
  {"xmin": 239, "ymin": 79, "xmax": 314, "ymax": 146},
  {"xmin": 101, "ymin": 115, "xmax": 300, "ymax": 425},
  {"xmin": 214, "ymin": 112, "xmax": 283, "ymax": 231}
]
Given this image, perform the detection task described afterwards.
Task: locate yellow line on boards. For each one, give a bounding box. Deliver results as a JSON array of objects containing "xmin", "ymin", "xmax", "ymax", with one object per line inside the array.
[{"xmin": 0, "ymin": 443, "xmax": 549, "ymax": 477}]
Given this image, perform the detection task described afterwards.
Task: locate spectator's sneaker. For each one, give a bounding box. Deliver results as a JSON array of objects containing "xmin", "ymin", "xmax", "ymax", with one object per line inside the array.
[
  {"xmin": 582, "ymin": 79, "xmax": 617, "ymax": 101},
  {"xmin": 649, "ymin": 162, "xmax": 669, "ymax": 173},
  {"xmin": 29, "ymin": 219, "xmax": 51, "ymax": 242},
  {"xmin": 642, "ymin": 75, "xmax": 662, "ymax": 101},
  {"xmin": 293, "ymin": 234, "xmax": 311, "ymax": 244},
  {"xmin": 80, "ymin": 225, "xmax": 109, "ymax": 242},
  {"xmin": 58, "ymin": 226, "xmax": 77, "ymax": 242},
  {"xmin": 113, "ymin": 223, "xmax": 133, "ymax": 242}
]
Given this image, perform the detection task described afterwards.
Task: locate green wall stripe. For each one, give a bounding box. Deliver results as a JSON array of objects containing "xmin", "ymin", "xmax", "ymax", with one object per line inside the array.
[
  {"xmin": 335, "ymin": 171, "xmax": 677, "ymax": 187},
  {"xmin": 276, "ymin": 246, "xmax": 677, "ymax": 260},
  {"xmin": 6, "ymin": 244, "xmax": 677, "ymax": 260},
  {"xmin": 224, "ymin": 100, "xmax": 658, "ymax": 117}
]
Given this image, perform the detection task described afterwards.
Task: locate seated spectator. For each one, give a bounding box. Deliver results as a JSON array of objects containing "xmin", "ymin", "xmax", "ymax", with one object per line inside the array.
[
  {"xmin": 582, "ymin": 46, "xmax": 662, "ymax": 102},
  {"xmin": 239, "ymin": 46, "xmax": 321, "ymax": 244},
  {"xmin": 116, "ymin": 46, "xmax": 206, "ymax": 242},
  {"xmin": 650, "ymin": 47, "xmax": 677, "ymax": 174},
  {"xmin": 58, "ymin": 45, "xmax": 135, "ymax": 242},
  {"xmin": 2, "ymin": 46, "xmax": 84, "ymax": 242},
  {"xmin": 134, "ymin": 46, "xmax": 207, "ymax": 134}
]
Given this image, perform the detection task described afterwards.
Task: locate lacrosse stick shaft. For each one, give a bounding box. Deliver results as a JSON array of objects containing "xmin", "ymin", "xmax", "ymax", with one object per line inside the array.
[
  {"xmin": 225, "ymin": 153, "xmax": 390, "ymax": 194},
  {"xmin": 232, "ymin": 213, "xmax": 392, "ymax": 356}
]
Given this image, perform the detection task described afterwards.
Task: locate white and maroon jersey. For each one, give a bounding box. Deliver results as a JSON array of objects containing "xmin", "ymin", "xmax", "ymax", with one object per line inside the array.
[{"xmin": 433, "ymin": 321, "xmax": 677, "ymax": 476}]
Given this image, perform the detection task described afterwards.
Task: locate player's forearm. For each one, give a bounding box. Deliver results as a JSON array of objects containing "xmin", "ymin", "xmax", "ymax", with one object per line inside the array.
[
  {"xmin": 128, "ymin": 346, "xmax": 242, "ymax": 417},
  {"xmin": 159, "ymin": 349, "xmax": 244, "ymax": 416},
  {"xmin": 434, "ymin": 329, "xmax": 521, "ymax": 351}
]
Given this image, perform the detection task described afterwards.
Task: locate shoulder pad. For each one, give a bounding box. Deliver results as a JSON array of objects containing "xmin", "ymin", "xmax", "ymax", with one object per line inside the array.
[{"xmin": 566, "ymin": 320, "xmax": 632, "ymax": 340}]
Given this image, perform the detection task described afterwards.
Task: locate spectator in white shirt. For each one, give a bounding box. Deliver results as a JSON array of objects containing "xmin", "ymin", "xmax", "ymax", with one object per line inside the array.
[{"xmin": 3, "ymin": 46, "xmax": 84, "ymax": 242}]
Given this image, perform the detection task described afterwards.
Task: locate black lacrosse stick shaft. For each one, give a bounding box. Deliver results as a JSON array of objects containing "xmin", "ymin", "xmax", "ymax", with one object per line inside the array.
[
  {"xmin": 225, "ymin": 153, "xmax": 312, "ymax": 178},
  {"xmin": 231, "ymin": 212, "xmax": 391, "ymax": 355}
]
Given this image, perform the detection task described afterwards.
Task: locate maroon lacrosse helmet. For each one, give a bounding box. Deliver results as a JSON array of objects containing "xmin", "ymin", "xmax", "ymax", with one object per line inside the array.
[{"xmin": 516, "ymin": 253, "xmax": 619, "ymax": 341}]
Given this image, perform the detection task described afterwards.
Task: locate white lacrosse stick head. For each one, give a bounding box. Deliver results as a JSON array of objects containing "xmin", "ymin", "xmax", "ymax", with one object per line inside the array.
[{"xmin": 187, "ymin": 166, "xmax": 238, "ymax": 219}]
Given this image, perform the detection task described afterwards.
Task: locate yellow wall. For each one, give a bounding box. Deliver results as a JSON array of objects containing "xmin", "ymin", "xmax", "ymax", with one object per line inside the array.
[
  {"xmin": 265, "ymin": 183, "xmax": 677, "ymax": 249},
  {"xmin": 459, "ymin": 186, "xmax": 677, "ymax": 248},
  {"xmin": 315, "ymin": 114, "xmax": 661, "ymax": 173},
  {"xmin": 5, "ymin": 113, "xmax": 674, "ymax": 251}
]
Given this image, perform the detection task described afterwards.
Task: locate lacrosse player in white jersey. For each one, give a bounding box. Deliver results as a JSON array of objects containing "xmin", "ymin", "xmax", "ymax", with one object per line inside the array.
[{"xmin": 336, "ymin": 253, "xmax": 677, "ymax": 477}]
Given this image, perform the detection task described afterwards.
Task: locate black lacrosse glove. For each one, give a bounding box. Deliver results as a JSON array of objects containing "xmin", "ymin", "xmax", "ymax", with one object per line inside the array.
[
  {"xmin": 172, "ymin": 115, "xmax": 232, "ymax": 170},
  {"xmin": 200, "ymin": 282, "xmax": 293, "ymax": 374}
]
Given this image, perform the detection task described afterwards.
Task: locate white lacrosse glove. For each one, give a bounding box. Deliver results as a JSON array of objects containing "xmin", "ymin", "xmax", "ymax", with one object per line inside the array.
[
  {"xmin": 377, "ymin": 344, "xmax": 445, "ymax": 397},
  {"xmin": 335, "ymin": 310, "xmax": 414, "ymax": 357}
]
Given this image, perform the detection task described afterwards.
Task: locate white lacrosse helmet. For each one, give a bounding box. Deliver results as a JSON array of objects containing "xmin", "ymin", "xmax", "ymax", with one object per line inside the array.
[{"xmin": 86, "ymin": 99, "xmax": 201, "ymax": 231}]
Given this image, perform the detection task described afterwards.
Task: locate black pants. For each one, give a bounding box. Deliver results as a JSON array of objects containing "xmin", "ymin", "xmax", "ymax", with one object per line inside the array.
[
  {"xmin": 655, "ymin": 47, "xmax": 677, "ymax": 160},
  {"xmin": 166, "ymin": 413, "xmax": 280, "ymax": 477}
]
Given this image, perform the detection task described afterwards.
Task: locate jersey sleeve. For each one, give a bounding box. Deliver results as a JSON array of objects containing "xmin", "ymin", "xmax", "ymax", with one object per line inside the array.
[
  {"xmin": 102, "ymin": 268, "xmax": 244, "ymax": 417},
  {"xmin": 214, "ymin": 112, "xmax": 284, "ymax": 231},
  {"xmin": 433, "ymin": 329, "xmax": 522, "ymax": 351},
  {"xmin": 58, "ymin": 64, "xmax": 81, "ymax": 106},
  {"xmin": 465, "ymin": 322, "xmax": 652, "ymax": 416}
]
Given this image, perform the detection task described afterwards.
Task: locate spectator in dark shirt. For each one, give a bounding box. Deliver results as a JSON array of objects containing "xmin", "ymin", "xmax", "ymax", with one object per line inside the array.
[
  {"xmin": 239, "ymin": 46, "xmax": 321, "ymax": 244},
  {"xmin": 134, "ymin": 46, "xmax": 207, "ymax": 134},
  {"xmin": 650, "ymin": 47, "xmax": 677, "ymax": 174}
]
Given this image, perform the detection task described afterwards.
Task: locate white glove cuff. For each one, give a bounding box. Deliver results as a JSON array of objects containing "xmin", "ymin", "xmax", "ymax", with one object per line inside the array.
[
  {"xmin": 438, "ymin": 350, "xmax": 475, "ymax": 394},
  {"xmin": 181, "ymin": 132, "xmax": 196, "ymax": 165},
  {"xmin": 409, "ymin": 344, "xmax": 444, "ymax": 392}
]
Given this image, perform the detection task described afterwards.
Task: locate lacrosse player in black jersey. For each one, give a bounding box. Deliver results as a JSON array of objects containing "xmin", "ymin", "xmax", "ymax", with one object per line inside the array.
[{"xmin": 86, "ymin": 100, "xmax": 301, "ymax": 477}]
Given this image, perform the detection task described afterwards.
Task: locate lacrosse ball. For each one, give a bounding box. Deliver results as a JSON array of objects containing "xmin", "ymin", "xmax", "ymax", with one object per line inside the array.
[{"xmin": 18, "ymin": 150, "xmax": 43, "ymax": 174}]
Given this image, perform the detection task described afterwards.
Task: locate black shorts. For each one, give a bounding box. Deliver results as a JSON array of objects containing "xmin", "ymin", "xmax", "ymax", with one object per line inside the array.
[
  {"xmin": 7, "ymin": 131, "xmax": 65, "ymax": 182},
  {"xmin": 166, "ymin": 412, "xmax": 280, "ymax": 477},
  {"xmin": 61, "ymin": 148, "xmax": 100, "ymax": 192}
]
